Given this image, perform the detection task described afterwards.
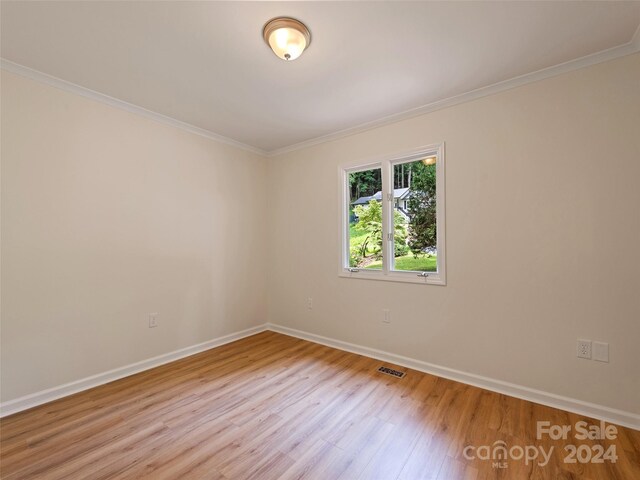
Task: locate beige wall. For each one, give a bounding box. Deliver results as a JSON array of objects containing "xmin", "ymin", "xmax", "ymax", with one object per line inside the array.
[
  {"xmin": 267, "ymin": 53, "xmax": 640, "ymax": 414},
  {"xmin": 2, "ymin": 53, "xmax": 639, "ymax": 415},
  {"xmin": 1, "ymin": 70, "xmax": 268, "ymax": 402}
]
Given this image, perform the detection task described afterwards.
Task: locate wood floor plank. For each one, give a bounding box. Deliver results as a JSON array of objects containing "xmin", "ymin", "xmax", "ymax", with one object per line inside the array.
[{"xmin": 1, "ymin": 331, "xmax": 638, "ymax": 480}]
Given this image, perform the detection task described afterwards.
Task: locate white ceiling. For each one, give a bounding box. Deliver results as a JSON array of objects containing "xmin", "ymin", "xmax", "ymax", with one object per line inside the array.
[{"xmin": 2, "ymin": 1, "xmax": 640, "ymax": 154}]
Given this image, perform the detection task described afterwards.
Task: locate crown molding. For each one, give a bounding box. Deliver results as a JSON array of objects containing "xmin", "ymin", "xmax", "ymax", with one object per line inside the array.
[
  {"xmin": 0, "ymin": 59, "xmax": 267, "ymax": 156},
  {"xmin": 3, "ymin": 27, "xmax": 639, "ymax": 159},
  {"xmin": 266, "ymin": 37, "xmax": 640, "ymax": 157}
]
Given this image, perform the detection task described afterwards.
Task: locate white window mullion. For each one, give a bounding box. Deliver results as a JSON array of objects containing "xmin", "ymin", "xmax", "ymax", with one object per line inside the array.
[{"xmin": 381, "ymin": 160, "xmax": 393, "ymax": 275}]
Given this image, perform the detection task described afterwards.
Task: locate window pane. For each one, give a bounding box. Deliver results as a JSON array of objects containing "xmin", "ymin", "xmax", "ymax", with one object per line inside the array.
[
  {"xmin": 392, "ymin": 158, "xmax": 437, "ymax": 272},
  {"xmin": 348, "ymin": 168, "xmax": 382, "ymax": 270}
]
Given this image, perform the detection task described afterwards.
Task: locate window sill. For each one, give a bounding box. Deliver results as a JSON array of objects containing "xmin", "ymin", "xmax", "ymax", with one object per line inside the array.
[{"xmin": 338, "ymin": 270, "xmax": 446, "ymax": 286}]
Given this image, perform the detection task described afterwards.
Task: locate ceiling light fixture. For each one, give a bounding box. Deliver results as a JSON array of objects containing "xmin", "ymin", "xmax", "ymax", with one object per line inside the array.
[
  {"xmin": 421, "ymin": 156, "xmax": 437, "ymax": 166},
  {"xmin": 263, "ymin": 17, "xmax": 311, "ymax": 61}
]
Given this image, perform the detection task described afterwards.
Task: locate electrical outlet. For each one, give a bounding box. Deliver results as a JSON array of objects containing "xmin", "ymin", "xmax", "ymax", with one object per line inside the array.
[
  {"xmin": 577, "ymin": 339, "xmax": 591, "ymax": 359},
  {"xmin": 307, "ymin": 297, "xmax": 313, "ymax": 310},
  {"xmin": 592, "ymin": 341, "xmax": 609, "ymax": 363},
  {"xmin": 149, "ymin": 313, "xmax": 158, "ymax": 328},
  {"xmin": 382, "ymin": 309, "xmax": 391, "ymax": 325}
]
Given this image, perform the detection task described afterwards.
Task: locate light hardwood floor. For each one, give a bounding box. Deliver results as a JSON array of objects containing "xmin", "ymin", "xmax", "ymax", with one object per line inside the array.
[{"xmin": 1, "ymin": 331, "xmax": 638, "ymax": 479}]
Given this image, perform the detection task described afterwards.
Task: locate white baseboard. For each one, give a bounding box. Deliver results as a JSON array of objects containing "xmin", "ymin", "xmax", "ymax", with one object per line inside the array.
[
  {"xmin": 267, "ymin": 323, "xmax": 640, "ymax": 431},
  {"xmin": 3, "ymin": 322, "xmax": 638, "ymax": 431},
  {"xmin": 0, "ymin": 324, "xmax": 268, "ymax": 418}
]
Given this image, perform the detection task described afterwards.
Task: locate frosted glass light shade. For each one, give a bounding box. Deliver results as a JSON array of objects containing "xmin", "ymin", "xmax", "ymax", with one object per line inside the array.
[{"xmin": 263, "ymin": 17, "xmax": 311, "ymax": 61}]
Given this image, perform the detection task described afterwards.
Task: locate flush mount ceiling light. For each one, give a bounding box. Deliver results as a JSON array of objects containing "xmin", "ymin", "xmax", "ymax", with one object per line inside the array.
[
  {"xmin": 421, "ymin": 156, "xmax": 437, "ymax": 166},
  {"xmin": 263, "ymin": 17, "xmax": 311, "ymax": 61}
]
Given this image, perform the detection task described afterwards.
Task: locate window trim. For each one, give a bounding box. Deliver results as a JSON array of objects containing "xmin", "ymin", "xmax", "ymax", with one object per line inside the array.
[{"xmin": 339, "ymin": 143, "xmax": 446, "ymax": 286}]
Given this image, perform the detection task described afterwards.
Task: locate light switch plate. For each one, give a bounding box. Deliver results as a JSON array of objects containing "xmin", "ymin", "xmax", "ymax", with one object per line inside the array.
[{"xmin": 592, "ymin": 341, "xmax": 609, "ymax": 363}]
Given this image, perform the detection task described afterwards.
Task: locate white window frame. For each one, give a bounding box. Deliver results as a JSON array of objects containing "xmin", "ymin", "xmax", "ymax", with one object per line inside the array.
[{"xmin": 339, "ymin": 143, "xmax": 446, "ymax": 285}]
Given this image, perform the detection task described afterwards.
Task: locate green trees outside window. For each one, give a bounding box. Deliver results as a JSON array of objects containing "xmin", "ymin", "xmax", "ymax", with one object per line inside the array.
[{"xmin": 348, "ymin": 159, "xmax": 437, "ymax": 272}]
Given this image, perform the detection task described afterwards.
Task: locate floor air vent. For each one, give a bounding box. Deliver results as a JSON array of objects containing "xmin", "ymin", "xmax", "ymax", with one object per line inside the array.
[{"xmin": 377, "ymin": 366, "xmax": 406, "ymax": 378}]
